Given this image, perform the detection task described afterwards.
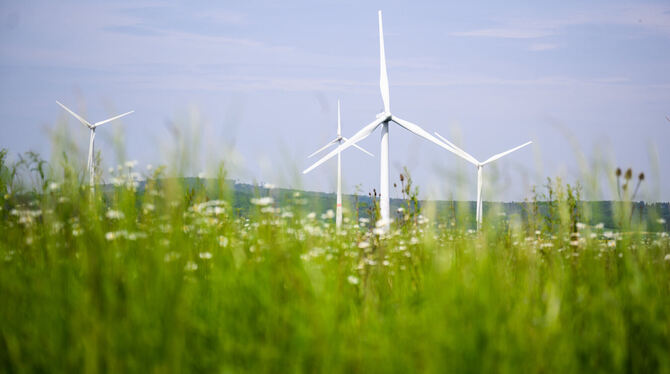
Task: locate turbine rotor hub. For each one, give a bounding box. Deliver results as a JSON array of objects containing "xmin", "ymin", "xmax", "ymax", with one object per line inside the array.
[{"xmin": 376, "ymin": 112, "xmax": 392, "ymax": 121}]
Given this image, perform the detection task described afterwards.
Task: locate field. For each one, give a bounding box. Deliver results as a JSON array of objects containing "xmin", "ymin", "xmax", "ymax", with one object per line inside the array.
[{"xmin": 1, "ymin": 151, "xmax": 670, "ymax": 373}]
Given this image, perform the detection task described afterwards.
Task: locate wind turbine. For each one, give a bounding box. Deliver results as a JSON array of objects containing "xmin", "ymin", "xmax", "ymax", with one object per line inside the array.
[
  {"xmin": 56, "ymin": 101, "xmax": 134, "ymax": 188},
  {"xmin": 434, "ymin": 132, "xmax": 531, "ymax": 229},
  {"xmin": 303, "ymin": 11, "xmax": 459, "ymax": 229},
  {"xmin": 307, "ymin": 100, "xmax": 374, "ymax": 228}
]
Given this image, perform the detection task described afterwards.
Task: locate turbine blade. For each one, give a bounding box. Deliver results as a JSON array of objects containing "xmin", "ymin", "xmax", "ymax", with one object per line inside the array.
[
  {"xmin": 434, "ymin": 132, "xmax": 479, "ymax": 165},
  {"xmin": 481, "ymin": 141, "xmax": 532, "ymax": 165},
  {"xmin": 391, "ymin": 116, "xmax": 461, "ymax": 156},
  {"xmin": 337, "ymin": 100, "xmax": 342, "ymax": 137},
  {"xmin": 93, "ymin": 110, "xmax": 134, "ymax": 128},
  {"xmin": 303, "ymin": 117, "xmax": 384, "ymax": 174},
  {"xmin": 56, "ymin": 101, "xmax": 92, "ymax": 128},
  {"xmin": 342, "ymin": 136, "xmax": 374, "ymax": 157},
  {"xmin": 307, "ymin": 138, "xmax": 339, "ymax": 158},
  {"xmin": 378, "ymin": 10, "xmax": 390, "ymax": 113}
]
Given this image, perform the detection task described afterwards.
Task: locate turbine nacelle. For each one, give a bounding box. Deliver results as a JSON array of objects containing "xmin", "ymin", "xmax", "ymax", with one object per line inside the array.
[{"xmin": 376, "ymin": 112, "xmax": 392, "ymax": 121}]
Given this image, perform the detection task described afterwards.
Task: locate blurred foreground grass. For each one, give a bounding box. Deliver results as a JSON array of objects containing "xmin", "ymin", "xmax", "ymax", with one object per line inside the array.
[{"xmin": 1, "ymin": 150, "xmax": 669, "ymax": 373}]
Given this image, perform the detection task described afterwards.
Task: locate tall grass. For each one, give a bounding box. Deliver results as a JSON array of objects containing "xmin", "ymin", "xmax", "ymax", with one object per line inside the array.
[{"xmin": 0, "ymin": 149, "xmax": 669, "ymax": 373}]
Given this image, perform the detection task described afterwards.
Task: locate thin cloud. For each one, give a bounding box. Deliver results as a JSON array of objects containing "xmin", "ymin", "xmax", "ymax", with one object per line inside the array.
[
  {"xmin": 450, "ymin": 3, "xmax": 670, "ymax": 40},
  {"xmin": 103, "ymin": 25, "xmax": 164, "ymax": 37},
  {"xmin": 529, "ymin": 43, "xmax": 558, "ymax": 51},
  {"xmin": 450, "ymin": 28, "xmax": 553, "ymax": 39}
]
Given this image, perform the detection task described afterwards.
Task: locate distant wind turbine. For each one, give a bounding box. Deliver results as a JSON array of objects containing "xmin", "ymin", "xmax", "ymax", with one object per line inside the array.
[
  {"xmin": 303, "ymin": 11, "xmax": 459, "ymax": 229},
  {"xmin": 307, "ymin": 100, "xmax": 373, "ymax": 228},
  {"xmin": 56, "ymin": 101, "xmax": 134, "ymax": 188},
  {"xmin": 435, "ymin": 132, "xmax": 531, "ymax": 230}
]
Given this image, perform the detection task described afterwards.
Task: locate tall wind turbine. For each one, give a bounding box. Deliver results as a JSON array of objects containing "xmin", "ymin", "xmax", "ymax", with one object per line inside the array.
[
  {"xmin": 303, "ymin": 11, "xmax": 459, "ymax": 229},
  {"xmin": 56, "ymin": 101, "xmax": 134, "ymax": 188},
  {"xmin": 307, "ymin": 100, "xmax": 374, "ymax": 228},
  {"xmin": 434, "ymin": 132, "xmax": 531, "ymax": 229}
]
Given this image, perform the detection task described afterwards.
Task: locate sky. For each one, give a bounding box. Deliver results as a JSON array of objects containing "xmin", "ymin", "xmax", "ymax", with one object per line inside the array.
[{"xmin": 1, "ymin": 0, "xmax": 669, "ymax": 201}]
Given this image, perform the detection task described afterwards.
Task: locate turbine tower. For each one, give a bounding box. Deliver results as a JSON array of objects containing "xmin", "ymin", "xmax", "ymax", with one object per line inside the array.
[
  {"xmin": 307, "ymin": 100, "xmax": 374, "ymax": 228},
  {"xmin": 56, "ymin": 101, "xmax": 134, "ymax": 189},
  {"xmin": 434, "ymin": 132, "xmax": 531, "ymax": 229},
  {"xmin": 303, "ymin": 11, "xmax": 459, "ymax": 229}
]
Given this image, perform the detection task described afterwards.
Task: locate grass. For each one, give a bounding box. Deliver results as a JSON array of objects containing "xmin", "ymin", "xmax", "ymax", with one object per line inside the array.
[{"xmin": 1, "ymin": 151, "xmax": 669, "ymax": 373}]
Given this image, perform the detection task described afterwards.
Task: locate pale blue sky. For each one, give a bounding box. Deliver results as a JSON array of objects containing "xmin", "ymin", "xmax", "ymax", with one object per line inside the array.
[{"xmin": 1, "ymin": 1, "xmax": 669, "ymax": 201}]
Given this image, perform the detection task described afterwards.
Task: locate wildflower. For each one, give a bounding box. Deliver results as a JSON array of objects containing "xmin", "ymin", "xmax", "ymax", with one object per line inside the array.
[
  {"xmin": 603, "ymin": 231, "xmax": 614, "ymax": 239},
  {"xmin": 325, "ymin": 209, "xmax": 335, "ymax": 219},
  {"xmin": 199, "ymin": 252, "xmax": 212, "ymax": 260},
  {"xmin": 658, "ymin": 218, "xmax": 666, "ymax": 224},
  {"xmin": 569, "ymin": 240, "xmax": 579, "ymax": 247},
  {"xmin": 106, "ymin": 210, "xmax": 125, "ymax": 220},
  {"xmin": 261, "ymin": 206, "xmax": 278, "ymax": 214},
  {"xmin": 250, "ymin": 197, "xmax": 274, "ymax": 206},
  {"xmin": 576, "ymin": 222, "xmax": 586, "ymax": 230},
  {"xmin": 347, "ymin": 275, "xmax": 360, "ymax": 285},
  {"xmin": 624, "ymin": 168, "xmax": 632, "ymax": 180},
  {"xmin": 105, "ymin": 232, "xmax": 116, "ymax": 241},
  {"xmin": 146, "ymin": 164, "xmax": 153, "ymax": 171},
  {"xmin": 410, "ymin": 237, "xmax": 419, "ymax": 245},
  {"xmin": 358, "ymin": 241, "xmax": 370, "ymax": 249},
  {"xmin": 124, "ymin": 160, "xmax": 138, "ymax": 169},
  {"xmin": 540, "ymin": 242, "xmax": 554, "ymax": 249},
  {"xmin": 664, "ymin": 254, "xmax": 670, "ymax": 261},
  {"xmin": 184, "ymin": 261, "xmax": 198, "ymax": 271},
  {"xmin": 607, "ymin": 240, "xmax": 616, "ymax": 248},
  {"xmin": 595, "ymin": 223, "xmax": 605, "ymax": 230},
  {"xmin": 307, "ymin": 212, "xmax": 316, "ymax": 220},
  {"xmin": 376, "ymin": 218, "xmax": 391, "ymax": 228},
  {"xmin": 382, "ymin": 260, "xmax": 390, "ymax": 266},
  {"xmin": 359, "ymin": 217, "xmax": 370, "ymax": 224},
  {"xmin": 263, "ymin": 183, "xmax": 276, "ymax": 189},
  {"xmin": 47, "ymin": 182, "xmax": 59, "ymax": 192},
  {"xmin": 218, "ymin": 236, "xmax": 229, "ymax": 247}
]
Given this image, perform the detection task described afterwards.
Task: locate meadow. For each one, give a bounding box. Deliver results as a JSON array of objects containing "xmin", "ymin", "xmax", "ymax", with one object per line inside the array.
[{"xmin": 1, "ymin": 149, "xmax": 669, "ymax": 373}]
